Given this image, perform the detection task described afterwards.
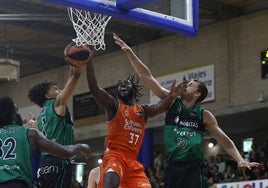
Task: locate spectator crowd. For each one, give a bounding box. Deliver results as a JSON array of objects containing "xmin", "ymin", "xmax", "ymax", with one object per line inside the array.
[
  {"xmin": 76, "ymin": 140, "xmax": 268, "ymax": 188},
  {"xmin": 145, "ymin": 141, "xmax": 268, "ymax": 188}
]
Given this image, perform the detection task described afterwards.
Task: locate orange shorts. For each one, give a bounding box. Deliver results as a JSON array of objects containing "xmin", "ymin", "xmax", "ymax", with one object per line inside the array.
[{"xmin": 97, "ymin": 150, "xmax": 151, "ymax": 188}]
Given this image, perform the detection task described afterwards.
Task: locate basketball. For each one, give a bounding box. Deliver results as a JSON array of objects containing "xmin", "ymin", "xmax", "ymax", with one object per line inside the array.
[{"xmin": 64, "ymin": 41, "xmax": 92, "ymax": 67}]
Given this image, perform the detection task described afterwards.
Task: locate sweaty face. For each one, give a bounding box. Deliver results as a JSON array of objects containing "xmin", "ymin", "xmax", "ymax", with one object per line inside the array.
[{"xmin": 117, "ymin": 80, "xmax": 134, "ymax": 101}]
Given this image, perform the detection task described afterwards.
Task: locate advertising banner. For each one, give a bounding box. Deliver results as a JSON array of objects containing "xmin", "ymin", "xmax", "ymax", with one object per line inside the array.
[
  {"xmin": 149, "ymin": 64, "xmax": 215, "ymax": 104},
  {"xmin": 216, "ymin": 179, "xmax": 268, "ymax": 188}
]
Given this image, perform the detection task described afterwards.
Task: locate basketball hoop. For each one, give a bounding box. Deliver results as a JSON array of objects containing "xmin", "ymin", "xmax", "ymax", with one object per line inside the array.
[{"xmin": 67, "ymin": 7, "xmax": 111, "ymax": 51}]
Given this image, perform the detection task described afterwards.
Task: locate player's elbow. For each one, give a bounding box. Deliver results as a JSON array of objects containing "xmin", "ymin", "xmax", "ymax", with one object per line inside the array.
[
  {"xmin": 137, "ymin": 68, "xmax": 152, "ymax": 80},
  {"xmin": 137, "ymin": 72, "xmax": 147, "ymax": 81}
]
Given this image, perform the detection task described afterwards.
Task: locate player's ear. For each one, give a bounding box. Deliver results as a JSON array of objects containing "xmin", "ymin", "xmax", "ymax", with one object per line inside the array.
[{"xmin": 195, "ymin": 91, "xmax": 201, "ymax": 99}]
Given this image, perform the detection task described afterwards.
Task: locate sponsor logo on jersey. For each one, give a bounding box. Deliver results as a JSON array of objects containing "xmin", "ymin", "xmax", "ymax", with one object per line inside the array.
[
  {"xmin": 177, "ymin": 138, "xmax": 187, "ymax": 148},
  {"xmin": 180, "ymin": 120, "xmax": 199, "ymax": 128},
  {"xmin": 124, "ymin": 119, "xmax": 143, "ymax": 133},
  {"xmin": 37, "ymin": 165, "xmax": 59, "ymax": 177},
  {"xmin": 175, "ymin": 116, "xmax": 180, "ymax": 124}
]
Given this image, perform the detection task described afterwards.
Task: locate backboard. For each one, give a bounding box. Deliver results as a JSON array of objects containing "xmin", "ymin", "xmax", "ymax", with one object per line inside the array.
[{"xmin": 44, "ymin": 0, "xmax": 199, "ymax": 36}]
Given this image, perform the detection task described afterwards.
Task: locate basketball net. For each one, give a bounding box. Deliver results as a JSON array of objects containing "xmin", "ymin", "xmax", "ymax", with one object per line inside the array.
[{"xmin": 67, "ymin": 7, "xmax": 111, "ymax": 51}]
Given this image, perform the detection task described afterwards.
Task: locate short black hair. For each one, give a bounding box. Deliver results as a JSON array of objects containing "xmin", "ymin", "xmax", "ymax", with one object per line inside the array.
[
  {"xmin": 117, "ymin": 74, "xmax": 143, "ymax": 102},
  {"xmin": 0, "ymin": 96, "xmax": 16, "ymax": 127},
  {"xmin": 27, "ymin": 80, "xmax": 57, "ymax": 107},
  {"xmin": 194, "ymin": 79, "xmax": 208, "ymax": 103}
]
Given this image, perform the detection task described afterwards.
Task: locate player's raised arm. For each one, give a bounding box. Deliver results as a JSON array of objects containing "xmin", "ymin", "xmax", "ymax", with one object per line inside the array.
[
  {"xmin": 143, "ymin": 80, "xmax": 183, "ymax": 119},
  {"xmin": 113, "ymin": 33, "xmax": 169, "ymax": 99},
  {"xmin": 55, "ymin": 66, "xmax": 81, "ymax": 109},
  {"xmin": 86, "ymin": 55, "xmax": 117, "ymax": 111},
  {"xmin": 203, "ymin": 110, "xmax": 260, "ymax": 169}
]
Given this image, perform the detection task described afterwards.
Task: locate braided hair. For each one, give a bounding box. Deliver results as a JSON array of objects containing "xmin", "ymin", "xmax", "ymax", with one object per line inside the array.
[{"xmin": 117, "ymin": 74, "xmax": 143, "ymax": 102}]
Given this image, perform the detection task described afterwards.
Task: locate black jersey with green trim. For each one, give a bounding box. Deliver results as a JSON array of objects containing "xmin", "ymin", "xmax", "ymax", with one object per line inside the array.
[{"xmin": 163, "ymin": 97, "xmax": 206, "ymax": 162}]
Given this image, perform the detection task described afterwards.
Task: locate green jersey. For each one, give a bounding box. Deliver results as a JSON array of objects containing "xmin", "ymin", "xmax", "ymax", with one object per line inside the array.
[
  {"xmin": 163, "ymin": 97, "xmax": 206, "ymax": 162},
  {"xmin": 0, "ymin": 125, "xmax": 32, "ymax": 187},
  {"xmin": 38, "ymin": 99, "xmax": 74, "ymax": 156}
]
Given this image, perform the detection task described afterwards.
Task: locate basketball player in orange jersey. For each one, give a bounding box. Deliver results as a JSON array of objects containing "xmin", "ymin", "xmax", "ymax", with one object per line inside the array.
[{"xmin": 86, "ymin": 52, "xmax": 185, "ymax": 188}]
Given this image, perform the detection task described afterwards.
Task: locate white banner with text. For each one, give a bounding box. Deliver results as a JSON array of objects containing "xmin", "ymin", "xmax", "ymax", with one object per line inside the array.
[
  {"xmin": 149, "ymin": 64, "xmax": 215, "ymax": 104},
  {"xmin": 216, "ymin": 179, "xmax": 268, "ymax": 188}
]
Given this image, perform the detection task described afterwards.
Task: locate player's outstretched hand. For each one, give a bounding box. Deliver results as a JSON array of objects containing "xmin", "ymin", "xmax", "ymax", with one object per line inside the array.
[
  {"xmin": 26, "ymin": 112, "xmax": 38, "ymax": 129},
  {"xmin": 176, "ymin": 80, "xmax": 188, "ymax": 96},
  {"xmin": 75, "ymin": 143, "xmax": 91, "ymax": 159},
  {"xmin": 238, "ymin": 160, "xmax": 260, "ymax": 169},
  {"xmin": 169, "ymin": 80, "xmax": 188, "ymax": 98},
  {"xmin": 169, "ymin": 80, "xmax": 179, "ymax": 99},
  {"xmin": 113, "ymin": 33, "xmax": 131, "ymax": 51}
]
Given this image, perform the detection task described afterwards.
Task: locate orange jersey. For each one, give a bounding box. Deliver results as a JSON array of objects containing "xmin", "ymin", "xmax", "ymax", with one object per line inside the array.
[
  {"xmin": 105, "ymin": 100, "xmax": 145, "ymax": 159},
  {"xmin": 98, "ymin": 101, "xmax": 151, "ymax": 188}
]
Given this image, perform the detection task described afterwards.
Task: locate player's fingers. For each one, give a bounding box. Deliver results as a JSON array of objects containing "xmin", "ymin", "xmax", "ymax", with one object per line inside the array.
[
  {"xmin": 113, "ymin": 33, "xmax": 122, "ymax": 42},
  {"xmin": 113, "ymin": 33, "xmax": 118, "ymax": 39},
  {"xmin": 239, "ymin": 162, "xmax": 254, "ymax": 170},
  {"xmin": 121, "ymin": 47, "xmax": 129, "ymax": 50},
  {"xmin": 246, "ymin": 163, "xmax": 251, "ymax": 170},
  {"xmin": 183, "ymin": 80, "xmax": 189, "ymax": 86},
  {"xmin": 172, "ymin": 80, "xmax": 176, "ymax": 86},
  {"xmin": 250, "ymin": 162, "xmax": 260, "ymax": 167},
  {"xmin": 82, "ymin": 150, "xmax": 91, "ymax": 159},
  {"xmin": 28, "ymin": 112, "xmax": 35, "ymax": 120}
]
